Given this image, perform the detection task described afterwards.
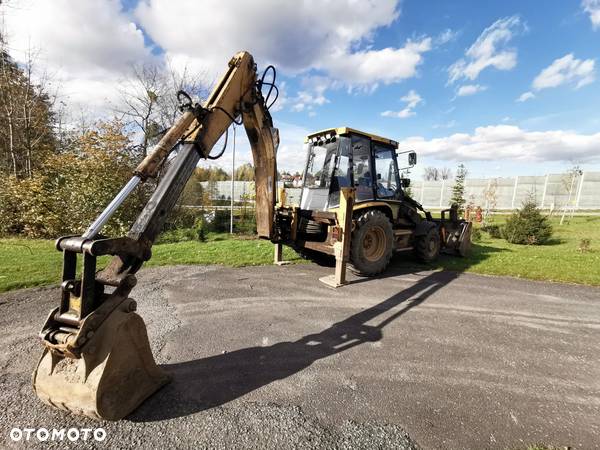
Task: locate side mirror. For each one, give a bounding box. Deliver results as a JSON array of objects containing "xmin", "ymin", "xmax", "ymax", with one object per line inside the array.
[
  {"xmin": 401, "ymin": 178, "xmax": 411, "ymax": 188},
  {"xmin": 408, "ymin": 151, "xmax": 417, "ymax": 167}
]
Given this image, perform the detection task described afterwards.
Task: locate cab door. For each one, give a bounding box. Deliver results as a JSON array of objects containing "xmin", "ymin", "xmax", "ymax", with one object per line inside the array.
[
  {"xmin": 351, "ymin": 135, "xmax": 375, "ymax": 202},
  {"xmin": 373, "ymin": 143, "xmax": 402, "ymax": 200}
]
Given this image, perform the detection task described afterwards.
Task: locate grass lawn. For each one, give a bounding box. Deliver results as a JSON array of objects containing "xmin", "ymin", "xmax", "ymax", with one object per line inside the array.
[
  {"xmin": 0, "ymin": 233, "xmax": 302, "ymax": 293},
  {"xmin": 399, "ymin": 215, "xmax": 600, "ymax": 286},
  {"xmin": 1, "ymin": 216, "xmax": 599, "ymax": 293}
]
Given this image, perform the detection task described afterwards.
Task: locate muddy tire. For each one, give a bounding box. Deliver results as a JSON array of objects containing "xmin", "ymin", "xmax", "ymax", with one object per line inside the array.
[
  {"xmin": 349, "ymin": 210, "xmax": 394, "ymax": 276},
  {"xmin": 414, "ymin": 226, "xmax": 441, "ymax": 263}
]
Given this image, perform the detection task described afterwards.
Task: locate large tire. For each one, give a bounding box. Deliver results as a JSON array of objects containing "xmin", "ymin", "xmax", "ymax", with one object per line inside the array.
[
  {"xmin": 349, "ymin": 210, "xmax": 394, "ymax": 276},
  {"xmin": 414, "ymin": 226, "xmax": 441, "ymax": 263}
]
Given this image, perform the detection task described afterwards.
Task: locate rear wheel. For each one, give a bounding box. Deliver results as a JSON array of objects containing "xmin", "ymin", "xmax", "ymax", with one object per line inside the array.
[
  {"xmin": 414, "ymin": 226, "xmax": 441, "ymax": 262},
  {"xmin": 349, "ymin": 210, "xmax": 394, "ymax": 276}
]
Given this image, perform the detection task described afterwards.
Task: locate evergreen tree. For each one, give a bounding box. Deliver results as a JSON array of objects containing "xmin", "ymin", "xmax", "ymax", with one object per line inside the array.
[
  {"xmin": 504, "ymin": 199, "xmax": 553, "ymax": 245},
  {"xmin": 450, "ymin": 163, "xmax": 467, "ymax": 215}
]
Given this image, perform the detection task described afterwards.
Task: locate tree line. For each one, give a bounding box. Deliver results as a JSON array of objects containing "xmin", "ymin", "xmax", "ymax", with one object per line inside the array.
[{"xmin": 0, "ymin": 29, "xmax": 215, "ymax": 237}]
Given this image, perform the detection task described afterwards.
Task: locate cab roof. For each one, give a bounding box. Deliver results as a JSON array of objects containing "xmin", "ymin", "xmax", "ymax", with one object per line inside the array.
[{"xmin": 305, "ymin": 127, "xmax": 398, "ymax": 147}]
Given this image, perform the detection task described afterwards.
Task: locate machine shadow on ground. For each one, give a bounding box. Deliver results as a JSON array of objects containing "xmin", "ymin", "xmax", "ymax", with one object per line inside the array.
[
  {"xmin": 385, "ymin": 242, "xmax": 506, "ymax": 275},
  {"xmin": 132, "ymin": 243, "xmax": 497, "ymax": 422}
]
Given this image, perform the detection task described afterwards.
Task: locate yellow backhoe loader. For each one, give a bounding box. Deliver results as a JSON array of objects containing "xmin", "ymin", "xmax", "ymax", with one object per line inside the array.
[{"xmin": 32, "ymin": 51, "xmax": 470, "ymax": 420}]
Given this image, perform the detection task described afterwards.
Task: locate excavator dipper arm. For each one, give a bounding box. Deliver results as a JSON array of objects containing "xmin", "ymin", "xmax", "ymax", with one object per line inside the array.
[{"xmin": 32, "ymin": 51, "xmax": 279, "ymax": 420}]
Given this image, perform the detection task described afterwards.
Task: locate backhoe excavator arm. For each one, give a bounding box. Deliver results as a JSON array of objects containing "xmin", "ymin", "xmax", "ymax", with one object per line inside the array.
[
  {"xmin": 33, "ymin": 52, "xmax": 280, "ymax": 420},
  {"xmin": 92, "ymin": 51, "xmax": 280, "ymax": 289},
  {"xmin": 46, "ymin": 51, "xmax": 278, "ymax": 332}
]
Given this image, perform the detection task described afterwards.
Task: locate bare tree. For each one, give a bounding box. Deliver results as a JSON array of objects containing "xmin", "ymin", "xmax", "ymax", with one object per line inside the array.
[
  {"xmin": 482, "ymin": 178, "xmax": 498, "ymax": 224},
  {"xmin": 423, "ymin": 167, "xmax": 439, "ymax": 181},
  {"xmin": 115, "ymin": 61, "xmax": 210, "ymax": 157},
  {"xmin": 440, "ymin": 167, "xmax": 452, "ymax": 180},
  {"xmin": 560, "ymin": 165, "xmax": 583, "ymax": 225},
  {"xmin": 423, "ymin": 166, "xmax": 452, "ymax": 181},
  {"xmin": 0, "ymin": 35, "xmax": 19, "ymax": 176},
  {"xmin": 115, "ymin": 65, "xmax": 162, "ymax": 157},
  {"xmin": 0, "ymin": 33, "xmax": 56, "ymax": 178},
  {"xmin": 158, "ymin": 62, "xmax": 210, "ymax": 127},
  {"xmin": 20, "ymin": 46, "xmax": 57, "ymax": 177}
]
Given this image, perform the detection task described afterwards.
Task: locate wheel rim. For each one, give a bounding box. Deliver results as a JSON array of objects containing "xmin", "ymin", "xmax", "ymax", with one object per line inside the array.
[
  {"xmin": 362, "ymin": 226, "xmax": 386, "ymax": 262},
  {"xmin": 428, "ymin": 237, "xmax": 437, "ymax": 254}
]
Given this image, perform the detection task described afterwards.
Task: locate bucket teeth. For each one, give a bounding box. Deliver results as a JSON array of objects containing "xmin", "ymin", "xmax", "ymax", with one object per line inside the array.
[{"xmin": 33, "ymin": 304, "xmax": 169, "ymax": 420}]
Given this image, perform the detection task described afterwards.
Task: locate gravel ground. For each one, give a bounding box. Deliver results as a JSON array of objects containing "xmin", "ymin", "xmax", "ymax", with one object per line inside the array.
[{"xmin": 0, "ymin": 263, "xmax": 599, "ymax": 449}]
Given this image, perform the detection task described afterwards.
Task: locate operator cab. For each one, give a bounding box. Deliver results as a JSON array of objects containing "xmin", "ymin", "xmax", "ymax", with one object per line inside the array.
[{"xmin": 300, "ymin": 127, "xmax": 415, "ymax": 211}]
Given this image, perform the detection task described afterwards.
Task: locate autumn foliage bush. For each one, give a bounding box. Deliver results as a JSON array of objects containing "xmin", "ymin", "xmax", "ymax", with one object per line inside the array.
[{"xmin": 0, "ymin": 122, "xmax": 147, "ymax": 238}]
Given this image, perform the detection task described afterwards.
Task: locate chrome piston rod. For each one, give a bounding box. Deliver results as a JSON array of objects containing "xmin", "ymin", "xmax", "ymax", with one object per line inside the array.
[{"xmin": 82, "ymin": 175, "xmax": 141, "ymax": 239}]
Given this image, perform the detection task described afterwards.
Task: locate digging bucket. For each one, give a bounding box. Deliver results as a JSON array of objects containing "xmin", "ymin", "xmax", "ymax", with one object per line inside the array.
[{"xmin": 32, "ymin": 298, "xmax": 170, "ymax": 420}]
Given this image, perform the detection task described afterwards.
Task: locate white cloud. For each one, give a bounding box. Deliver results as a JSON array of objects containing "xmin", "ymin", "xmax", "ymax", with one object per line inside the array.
[
  {"xmin": 291, "ymin": 76, "xmax": 332, "ymax": 112},
  {"xmin": 397, "ymin": 125, "xmax": 600, "ymax": 163},
  {"xmin": 4, "ymin": 0, "xmax": 152, "ymax": 110},
  {"xmin": 381, "ymin": 90, "xmax": 422, "ymax": 119},
  {"xmin": 532, "ymin": 54, "xmax": 595, "ymax": 91},
  {"xmin": 275, "ymin": 122, "xmax": 313, "ymax": 172},
  {"xmin": 436, "ymin": 29, "xmax": 459, "ymax": 45},
  {"xmin": 448, "ymin": 15, "xmax": 522, "ymax": 83},
  {"xmin": 516, "ymin": 91, "xmax": 535, "ymax": 102},
  {"xmin": 209, "ymin": 121, "xmax": 310, "ymax": 173},
  {"xmin": 432, "ymin": 120, "xmax": 457, "ymax": 129},
  {"xmin": 456, "ymin": 84, "xmax": 487, "ymax": 96},
  {"xmin": 3, "ymin": 0, "xmax": 433, "ymax": 118},
  {"xmin": 323, "ymin": 38, "xmax": 432, "ymax": 87},
  {"xmin": 582, "ymin": 0, "xmax": 600, "ymax": 29},
  {"xmin": 381, "ymin": 109, "xmax": 415, "ymax": 119},
  {"xmin": 135, "ymin": 0, "xmax": 431, "ymax": 90},
  {"xmin": 401, "ymin": 90, "xmax": 422, "ymax": 108}
]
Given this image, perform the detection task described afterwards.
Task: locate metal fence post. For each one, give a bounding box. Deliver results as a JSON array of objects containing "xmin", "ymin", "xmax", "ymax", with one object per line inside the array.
[
  {"xmin": 576, "ymin": 171, "xmax": 585, "ymax": 209},
  {"xmin": 484, "ymin": 178, "xmax": 491, "ymax": 211},
  {"xmin": 541, "ymin": 174, "xmax": 549, "ymax": 209}
]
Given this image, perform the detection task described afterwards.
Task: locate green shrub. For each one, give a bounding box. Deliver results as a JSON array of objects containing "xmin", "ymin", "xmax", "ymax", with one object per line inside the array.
[
  {"xmin": 163, "ymin": 206, "xmax": 199, "ymax": 231},
  {"xmin": 504, "ymin": 200, "xmax": 553, "ymax": 245},
  {"xmin": 481, "ymin": 224, "xmax": 504, "ymax": 239},
  {"xmin": 210, "ymin": 209, "xmax": 231, "ymax": 233},
  {"xmin": 470, "ymin": 227, "xmax": 482, "ymax": 242},
  {"xmin": 236, "ymin": 213, "xmax": 256, "ymax": 235},
  {"xmin": 156, "ymin": 228, "xmax": 196, "ymax": 244},
  {"xmin": 194, "ymin": 216, "xmax": 208, "ymax": 242}
]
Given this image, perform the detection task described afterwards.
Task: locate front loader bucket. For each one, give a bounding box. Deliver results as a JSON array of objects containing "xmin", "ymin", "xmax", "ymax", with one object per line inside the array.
[
  {"xmin": 441, "ymin": 221, "xmax": 473, "ymax": 256},
  {"xmin": 33, "ymin": 300, "xmax": 169, "ymax": 420}
]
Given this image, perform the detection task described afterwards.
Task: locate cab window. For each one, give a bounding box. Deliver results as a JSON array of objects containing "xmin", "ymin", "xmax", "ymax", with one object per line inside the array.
[
  {"xmin": 352, "ymin": 136, "xmax": 374, "ymax": 201},
  {"xmin": 373, "ymin": 145, "xmax": 399, "ymax": 199}
]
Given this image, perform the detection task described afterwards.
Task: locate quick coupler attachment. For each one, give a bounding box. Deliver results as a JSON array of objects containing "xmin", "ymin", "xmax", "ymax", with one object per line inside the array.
[{"xmin": 32, "ymin": 232, "xmax": 165, "ymax": 420}]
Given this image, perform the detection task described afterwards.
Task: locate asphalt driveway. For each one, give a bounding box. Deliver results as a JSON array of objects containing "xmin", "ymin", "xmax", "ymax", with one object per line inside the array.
[{"xmin": 1, "ymin": 263, "xmax": 598, "ymax": 449}]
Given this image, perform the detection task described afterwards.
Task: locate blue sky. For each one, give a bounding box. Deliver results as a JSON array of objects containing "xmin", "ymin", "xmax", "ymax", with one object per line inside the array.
[{"xmin": 4, "ymin": 0, "xmax": 600, "ymax": 177}]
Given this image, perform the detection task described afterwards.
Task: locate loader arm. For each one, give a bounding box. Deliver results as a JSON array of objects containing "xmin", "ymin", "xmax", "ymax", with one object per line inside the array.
[{"xmin": 33, "ymin": 51, "xmax": 279, "ymax": 420}]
